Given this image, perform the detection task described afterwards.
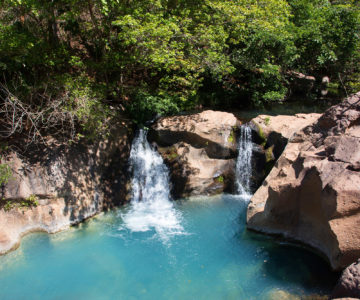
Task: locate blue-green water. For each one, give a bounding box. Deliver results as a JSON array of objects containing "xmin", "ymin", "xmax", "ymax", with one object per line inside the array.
[{"xmin": 0, "ymin": 195, "xmax": 335, "ymax": 300}]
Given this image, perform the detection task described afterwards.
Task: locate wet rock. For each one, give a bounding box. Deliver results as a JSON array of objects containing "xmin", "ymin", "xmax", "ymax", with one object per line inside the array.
[
  {"xmin": 332, "ymin": 259, "xmax": 360, "ymax": 299},
  {"xmin": 264, "ymin": 289, "xmax": 301, "ymax": 300}
]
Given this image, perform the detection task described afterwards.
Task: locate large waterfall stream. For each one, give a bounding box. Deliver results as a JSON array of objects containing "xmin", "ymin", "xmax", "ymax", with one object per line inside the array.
[{"xmin": 120, "ymin": 129, "xmax": 184, "ymax": 242}]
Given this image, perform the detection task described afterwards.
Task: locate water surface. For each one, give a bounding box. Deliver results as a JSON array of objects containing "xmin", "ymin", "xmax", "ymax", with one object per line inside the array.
[{"xmin": 0, "ymin": 195, "xmax": 336, "ymax": 300}]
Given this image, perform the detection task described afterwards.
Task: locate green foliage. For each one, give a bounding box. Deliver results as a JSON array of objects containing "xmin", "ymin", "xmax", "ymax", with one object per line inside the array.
[
  {"xmin": 216, "ymin": 175, "xmax": 224, "ymax": 183},
  {"xmin": 1, "ymin": 194, "xmax": 38, "ymax": 212},
  {"xmin": 255, "ymin": 123, "xmax": 268, "ymax": 147},
  {"xmin": 162, "ymin": 147, "xmax": 179, "ymax": 161},
  {"xmin": 127, "ymin": 91, "xmax": 180, "ymax": 124},
  {"xmin": 4, "ymin": 200, "xmax": 13, "ymax": 212},
  {"xmin": 228, "ymin": 130, "xmax": 235, "ymax": 144},
  {"xmin": 288, "ymin": 0, "xmax": 360, "ymax": 73},
  {"xmin": 23, "ymin": 194, "xmax": 39, "ymax": 207},
  {"xmin": 264, "ymin": 117, "xmax": 271, "ymax": 126},
  {"xmin": 0, "ymin": 0, "xmax": 359, "ymax": 132},
  {"xmin": 0, "ymin": 163, "xmax": 12, "ymax": 186},
  {"xmin": 63, "ymin": 75, "xmax": 113, "ymax": 139}
]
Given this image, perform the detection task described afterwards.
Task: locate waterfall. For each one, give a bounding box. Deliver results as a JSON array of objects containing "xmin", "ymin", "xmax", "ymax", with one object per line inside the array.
[
  {"xmin": 120, "ymin": 129, "xmax": 183, "ymax": 242},
  {"xmin": 235, "ymin": 125, "xmax": 253, "ymax": 198}
]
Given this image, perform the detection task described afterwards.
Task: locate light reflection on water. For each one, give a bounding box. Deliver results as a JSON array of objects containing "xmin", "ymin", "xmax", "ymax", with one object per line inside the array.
[{"xmin": 0, "ymin": 194, "xmax": 336, "ymax": 300}]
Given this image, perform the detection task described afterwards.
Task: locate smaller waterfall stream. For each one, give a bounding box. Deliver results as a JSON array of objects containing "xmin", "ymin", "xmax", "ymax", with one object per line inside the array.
[
  {"xmin": 120, "ymin": 129, "xmax": 184, "ymax": 242},
  {"xmin": 235, "ymin": 125, "xmax": 253, "ymax": 198}
]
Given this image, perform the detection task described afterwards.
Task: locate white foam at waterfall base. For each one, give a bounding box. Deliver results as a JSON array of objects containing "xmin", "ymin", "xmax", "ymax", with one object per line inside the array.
[
  {"xmin": 235, "ymin": 125, "xmax": 253, "ymax": 200},
  {"xmin": 120, "ymin": 129, "xmax": 184, "ymax": 243}
]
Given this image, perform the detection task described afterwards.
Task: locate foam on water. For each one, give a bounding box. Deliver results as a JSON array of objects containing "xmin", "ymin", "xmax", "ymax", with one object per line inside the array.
[{"xmin": 120, "ymin": 129, "xmax": 184, "ymax": 242}]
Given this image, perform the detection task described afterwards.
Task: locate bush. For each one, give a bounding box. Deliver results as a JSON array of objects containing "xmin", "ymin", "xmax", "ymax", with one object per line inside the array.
[{"xmin": 127, "ymin": 91, "xmax": 180, "ymax": 125}]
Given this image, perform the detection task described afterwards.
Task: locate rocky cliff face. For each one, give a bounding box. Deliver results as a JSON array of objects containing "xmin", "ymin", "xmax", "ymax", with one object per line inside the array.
[
  {"xmin": 247, "ymin": 92, "xmax": 360, "ymax": 270},
  {"xmin": 149, "ymin": 110, "xmax": 240, "ymax": 198},
  {"xmin": 249, "ymin": 113, "xmax": 321, "ymax": 187},
  {"xmin": 0, "ymin": 120, "xmax": 132, "ymax": 254},
  {"xmin": 149, "ymin": 110, "xmax": 321, "ymax": 198}
]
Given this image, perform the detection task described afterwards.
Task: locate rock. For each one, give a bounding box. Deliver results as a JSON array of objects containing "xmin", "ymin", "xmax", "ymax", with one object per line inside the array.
[
  {"xmin": 0, "ymin": 119, "xmax": 132, "ymax": 255},
  {"xmin": 150, "ymin": 110, "xmax": 239, "ymax": 158},
  {"xmin": 149, "ymin": 110, "xmax": 240, "ymax": 198},
  {"xmin": 333, "ymin": 298, "xmax": 360, "ymax": 300},
  {"xmin": 286, "ymin": 71, "xmax": 316, "ymax": 96},
  {"xmin": 332, "ymin": 259, "xmax": 360, "ymax": 299},
  {"xmin": 249, "ymin": 113, "xmax": 321, "ymax": 187},
  {"xmin": 264, "ymin": 289, "xmax": 301, "ymax": 300},
  {"xmin": 247, "ymin": 92, "xmax": 360, "ymax": 270},
  {"xmin": 332, "ymin": 298, "xmax": 360, "ymax": 300},
  {"xmin": 250, "ymin": 113, "xmax": 321, "ymax": 157},
  {"xmin": 0, "ymin": 198, "xmax": 71, "ymax": 254}
]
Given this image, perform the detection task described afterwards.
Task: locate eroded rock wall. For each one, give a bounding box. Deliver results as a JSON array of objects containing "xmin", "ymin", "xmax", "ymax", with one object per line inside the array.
[
  {"xmin": 0, "ymin": 120, "xmax": 132, "ymax": 254},
  {"xmin": 247, "ymin": 92, "xmax": 360, "ymax": 270},
  {"xmin": 249, "ymin": 113, "xmax": 321, "ymax": 187}
]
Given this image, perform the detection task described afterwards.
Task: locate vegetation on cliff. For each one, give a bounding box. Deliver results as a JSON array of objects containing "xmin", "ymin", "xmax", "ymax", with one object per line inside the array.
[{"xmin": 0, "ymin": 0, "xmax": 359, "ymax": 141}]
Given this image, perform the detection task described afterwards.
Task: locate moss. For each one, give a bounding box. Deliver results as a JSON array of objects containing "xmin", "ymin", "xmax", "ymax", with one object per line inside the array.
[
  {"xmin": 159, "ymin": 146, "xmax": 179, "ymax": 161},
  {"xmin": 216, "ymin": 175, "xmax": 224, "ymax": 183},
  {"xmin": 3, "ymin": 200, "xmax": 13, "ymax": 211},
  {"xmin": 1, "ymin": 194, "xmax": 39, "ymax": 212},
  {"xmin": 227, "ymin": 129, "xmax": 235, "ymax": 144},
  {"xmin": 255, "ymin": 122, "xmax": 267, "ymax": 147},
  {"xmin": 168, "ymin": 152, "xmax": 178, "ymax": 160},
  {"xmin": 265, "ymin": 145, "xmax": 275, "ymax": 163},
  {"xmin": 0, "ymin": 163, "xmax": 12, "ymax": 186},
  {"xmin": 24, "ymin": 194, "xmax": 39, "ymax": 206},
  {"xmin": 264, "ymin": 116, "xmax": 271, "ymax": 126},
  {"xmin": 263, "ymin": 145, "xmax": 276, "ymax": 176}
]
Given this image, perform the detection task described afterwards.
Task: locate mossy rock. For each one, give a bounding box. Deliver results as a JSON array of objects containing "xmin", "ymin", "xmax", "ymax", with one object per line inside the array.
[{"xmin": 158, "ymin": 146, "xmax": 179, "ymax": 162}]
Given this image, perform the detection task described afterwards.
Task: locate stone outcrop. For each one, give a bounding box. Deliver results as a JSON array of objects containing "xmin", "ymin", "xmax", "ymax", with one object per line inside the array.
[
  {"xmin": 149, "ymin": 110, "xmax": 240, "ymax": 198},
  {"xmin": 286, "ymin": 71, "xmax": 316, "ymax": 96},
  {"xmin": 0, "ymin": 120, "xmax": 132, "ymax": 255},
  {"xmin": 250, "ymin": 113, "xmax": 321, "ymax": 155},
  {"xmin": 247, "ymin": 92, "xmax": 360, "ymax": 270},
  {"xmin": 332, "ymin": 259, "xmax": 360, "ymax": 299},
  {"xmin": 249, "ymin": 113, "xmax": 321, "ymax": 186}
]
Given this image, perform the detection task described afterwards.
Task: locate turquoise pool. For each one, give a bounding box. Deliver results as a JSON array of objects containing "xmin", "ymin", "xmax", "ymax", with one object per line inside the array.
[{"xmin": 0, "ymin": 195, "xmax": 336, "ymax": 299}]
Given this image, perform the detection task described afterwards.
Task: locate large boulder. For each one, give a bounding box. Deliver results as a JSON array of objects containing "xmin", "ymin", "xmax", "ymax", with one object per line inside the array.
[
  {"xmin": 247, "ymin": 92, "xmax": 360, "ymax": 270},
  {"xmin": 149, "ymin": 110, "xmax": 240, "ymax": 198},
  {"xmin": 0, "ymin": 119, "xmax": 132, "ymax": 255},
  {"xmin": 249, "ymin": 113, "xmax": 321, "ymax": 187},
  {"xmin": 332, "ymin": 259, "xmax": 360, "ymax": 299}
]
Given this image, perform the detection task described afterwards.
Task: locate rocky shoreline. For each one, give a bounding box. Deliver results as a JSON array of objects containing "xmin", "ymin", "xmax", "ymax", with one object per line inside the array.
[
  {"xmin": 247, "ymin": 92, "xmax": 360, "ymax": 271},
  {"xmin": 0, "ymin": 120, "xmax": 132, "ymax": 255}
]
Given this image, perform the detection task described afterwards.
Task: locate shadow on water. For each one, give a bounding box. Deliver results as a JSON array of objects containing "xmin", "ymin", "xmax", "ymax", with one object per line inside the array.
[
  {"xmin": 229, "ymin": 200, "xmax": 339, "ymax": 296},
  {"xmin": 238, "ymin": 228, "xmax": 339, "ymax": 294}
]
